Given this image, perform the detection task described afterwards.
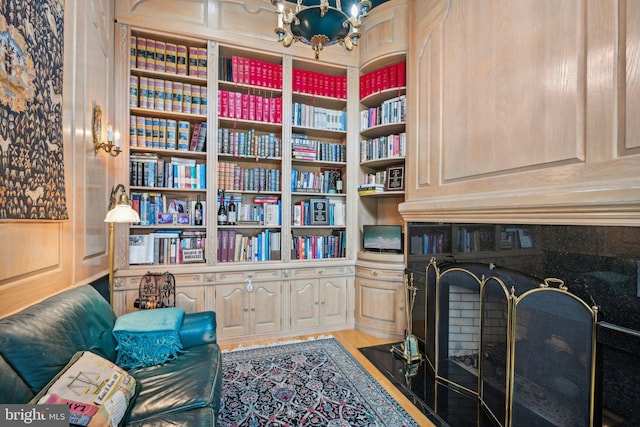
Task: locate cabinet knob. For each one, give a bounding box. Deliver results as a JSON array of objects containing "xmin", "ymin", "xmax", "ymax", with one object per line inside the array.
[
  {"xmin": 321, "ymin": 301, "xmax": 325, "ymax": 305},
  {"xmin": 399, "ymin": 306, "xmax": 405, "ymax": 311},
  {"xmin": 251, "ymin": 307, "xmax": 256, "ymax": 311},
  {"xmin": 372, "ymin": 270, "xmax": 378, "ymax": 276},
  {"xmin": 315, "ymin": 301, "xmax": 319, "ymax": 305},
  {"xmin": 243, "ymin": 308, "xmax": 249, "ymax": 312}
]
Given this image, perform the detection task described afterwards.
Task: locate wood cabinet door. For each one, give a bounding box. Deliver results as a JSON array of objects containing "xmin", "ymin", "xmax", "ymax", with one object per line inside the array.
[
  {"xmin": 290, "ymin": 279, "xmax": 320, "ymax": 330},
  {"xmin": 250, "ymin": 282, "xmax": 282, "ymax": 335},
  {"xmin": 356, "ymin": 276, "xmax": 405, "ymax": 336},
  {"xmin": 215, "ymin": 283, "xmax": 249, "ymax": 338},
  {"xmin": 319, "ymin": 276, "xmax": 347, "ymax": 327}
]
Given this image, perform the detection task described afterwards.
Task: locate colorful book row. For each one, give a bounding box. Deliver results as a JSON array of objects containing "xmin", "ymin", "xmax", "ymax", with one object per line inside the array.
[
  {"xmin": 131, "ymin": 35, "xmax": 207, "ymax": 78},
  {"xmin": 129, "ymin": 230, "xmax": 206, "ymax": 265},
  {"xmin": 360, "ymin": 61, "xmax": 406, "ymax": 100},
  {"xmin": 219, "ymin": 56, "xmax": 283, "ymax": 90},
  {"xmin": 130, "ymin": 155, "xmax": 206, "ymax": 190},
  {"xmin": 360, "ymin": 94, "xmax": 407, "ymax": 130},
  {"xmin": 291, "ymin": 232, "xmax": 346, "ymax": 260},
  {"xmin": 291, "ymin": 197, "xmax": 346, "ymax": 226},
  {"xmin": 217, "ymin": 128, "xmax": 281, "ymax": 158},
  {"xmin": 130, "ymin": 76, "xmax": 207, "ymax": 115},
  {"xmin": 217, "ymin": 161, "xmax": 281, "ymax": 192},
  {"xmin": 218, "ymin": 90, "xmax": 282, "ymax": 124},
  {"xmin": 292, "ymin": 103, "xmax": 346, "ymax": 131},
  {"xmin": 217, "ymin": 229, "xmax": 281, "ymax": 263},
  {"xmin": 129, "ymin": 116, "xmax": 206, "ymax": 152},
  {"xmin": 292, "ymin": 69, "xmax": 347, "ymax": 100},
  {"xmin": 291, "ymin": 136, "xmax": 346, "ymax": 163},
  {"xmin": 360, "ymin": 133, "xmax": 406, "ymax": 162},
  {"xmin": 291, "ymin": 169, "xmax": 343, "ymax": 194}
]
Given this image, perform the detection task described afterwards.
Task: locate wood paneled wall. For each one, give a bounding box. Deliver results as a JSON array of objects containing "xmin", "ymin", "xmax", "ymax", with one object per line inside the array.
[
  {"xmin": 0, "ymin": 0, "xmax": 116, "ymax": 317},
  {"xmin": 401, "ymin": 0, "xmax": 640, "ymax": 226}
]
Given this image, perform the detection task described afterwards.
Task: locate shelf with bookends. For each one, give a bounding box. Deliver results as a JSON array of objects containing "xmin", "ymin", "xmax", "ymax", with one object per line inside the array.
[
  {"xmin": 290, "ymin": 58, "xmax": 349, "ymax": 263},
  {"xmin": 125, "ymin": 28, "xmax": 211, "ymax": 267}
]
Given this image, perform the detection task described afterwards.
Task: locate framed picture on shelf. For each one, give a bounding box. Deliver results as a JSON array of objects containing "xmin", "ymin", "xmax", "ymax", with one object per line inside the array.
[
  {"xmin": 385, "ymin": 165, "xmax": 405, "ymax": 191},
  {"xmin": 158, "ymin": 213, "xmax": 176, "ymax": 225},
  {"xmin": 309, "ymin": 198, "xmax": 329, "ymax": 225}
]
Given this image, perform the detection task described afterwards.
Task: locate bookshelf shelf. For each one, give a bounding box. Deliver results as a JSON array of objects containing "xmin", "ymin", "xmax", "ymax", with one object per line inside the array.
[
  {"xmin": 130, "ymin": 146, "xmax": 207, "ymax": 159},
  {"xmin": 360, "ymin": 86, "xmax": 407, "ymax": 109},
  {"xmin": 130, "ymin": 107, "xmax": 206, "ymax": 121},
  {"xmin": 360, "ymin": 122, "xmax": 406, "ymax": 138},
  {"xmin": 130, "ymin": 67, "xmax": 207, "ymax": 85}
]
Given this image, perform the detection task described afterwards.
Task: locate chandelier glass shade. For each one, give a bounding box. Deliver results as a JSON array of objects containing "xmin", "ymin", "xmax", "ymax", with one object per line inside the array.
[{"xmin": 271, "ymin": 0, "xmax": 387, "ymax": 59}]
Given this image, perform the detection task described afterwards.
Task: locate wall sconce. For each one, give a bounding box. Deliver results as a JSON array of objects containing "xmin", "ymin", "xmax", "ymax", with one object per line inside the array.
[
  {"xmin": 104, "ymin": 184, "xmax": 140, "ymax": 306},
  {"xmin": 93, "ymin": 105, "xmax": 121, "ymax": 157}
]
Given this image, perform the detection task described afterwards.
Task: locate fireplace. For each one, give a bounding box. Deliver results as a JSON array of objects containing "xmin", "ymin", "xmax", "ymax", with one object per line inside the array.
[
  {"xmin": 361, "ymin": 223, "xmax": 640, "ymax": 427},
  {"xmin": 425, "ymin": 260, "xmax": 597, "ymax": 427}
]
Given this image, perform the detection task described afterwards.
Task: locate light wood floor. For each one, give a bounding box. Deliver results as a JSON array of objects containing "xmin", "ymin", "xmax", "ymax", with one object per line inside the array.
[{"xmin": 219, "ymin": 329, "xmax": 437, "ymax": 427}]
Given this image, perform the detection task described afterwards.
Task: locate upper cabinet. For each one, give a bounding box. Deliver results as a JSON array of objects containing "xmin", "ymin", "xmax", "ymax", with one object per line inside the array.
[{"xmin": 402, "ymin": 0, "xmax": 640, "ymax": 225}]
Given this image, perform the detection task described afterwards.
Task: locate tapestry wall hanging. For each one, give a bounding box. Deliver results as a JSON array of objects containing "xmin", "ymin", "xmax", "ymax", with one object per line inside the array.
[{"xmin": 0, "ymin": 0, "xmax": 67, "ymax": 220}]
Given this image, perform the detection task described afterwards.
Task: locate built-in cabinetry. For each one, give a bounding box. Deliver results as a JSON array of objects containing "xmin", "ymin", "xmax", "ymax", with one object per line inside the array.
[
  {"xmin": 355, "ymin": 252, "xmax": 406, "ymax": 340},
  {"xmin": 113, "ymin": 23, "xmax": 358, "ymax": 342},
  {"xmin": 214, "ymin": 269, "xmax": 283, "ymax": 338},
  {"xmin": 290, "ymin": 266, "xmax": 349, "ymax": 330}
]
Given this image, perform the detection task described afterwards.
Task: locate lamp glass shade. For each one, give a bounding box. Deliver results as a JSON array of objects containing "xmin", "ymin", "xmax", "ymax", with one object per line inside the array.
[{"xmin": 104, "ymin": 204, "xmax": 141, "ymax": 223}]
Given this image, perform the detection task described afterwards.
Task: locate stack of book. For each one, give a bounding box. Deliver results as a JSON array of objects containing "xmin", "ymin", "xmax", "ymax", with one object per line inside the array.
[{"xmin": 358, "ymin": 183, "xmax": 385, "ymax": 195}]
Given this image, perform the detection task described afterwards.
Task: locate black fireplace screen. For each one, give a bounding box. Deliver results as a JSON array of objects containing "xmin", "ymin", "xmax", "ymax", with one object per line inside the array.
[{"xmin": 426, "ymin": 258, "xmax": 598, "ymax": 427}]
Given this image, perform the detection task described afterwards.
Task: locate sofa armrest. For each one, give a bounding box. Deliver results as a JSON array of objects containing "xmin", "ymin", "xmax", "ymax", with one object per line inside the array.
[{"xmin": 179, "ymin": 312, "xmax": 217, "ymax": 348}]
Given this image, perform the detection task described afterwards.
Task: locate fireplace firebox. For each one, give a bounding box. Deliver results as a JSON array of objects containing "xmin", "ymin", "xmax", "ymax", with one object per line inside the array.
[{"xmin": 425, "ymin": 259, "xmax": 598, "ymax": 427}]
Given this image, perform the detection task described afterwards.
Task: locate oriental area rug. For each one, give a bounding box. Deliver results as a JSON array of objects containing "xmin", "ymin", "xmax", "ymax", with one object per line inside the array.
[{"xmin": 218, "ymin": 337, "xmax": 420, "ymax": 427}]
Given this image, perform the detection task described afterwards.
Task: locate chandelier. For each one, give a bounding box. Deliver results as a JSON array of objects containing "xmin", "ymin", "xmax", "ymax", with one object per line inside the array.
[{"xmin": 271, "ymin": 0, "xmax": 382, "ymax": 60}]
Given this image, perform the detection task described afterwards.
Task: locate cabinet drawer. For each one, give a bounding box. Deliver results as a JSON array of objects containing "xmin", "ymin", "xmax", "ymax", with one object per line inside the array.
[
  {"xmin": 292, "ymin": 266, "xmax": 350, "ymax": 279},
  {"xmin": 356, "ymin": 267, "xmax": 403, "ymax": 281},
  {"xmin": 216, "ymin": 269, "xmax": 281, "ymax": 283}
]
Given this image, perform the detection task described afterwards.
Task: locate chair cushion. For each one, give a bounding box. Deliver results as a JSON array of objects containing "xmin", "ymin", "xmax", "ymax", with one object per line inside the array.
[
  {"xmin": 113, "ymin": 308, "xmax": 185, "ymax": 369},
  {"xmin": 124, "ymin": 406, "xmax": 216, "ymax": 427},
  {"xmin": 125, "ymin": 343, "xmax": 222, "ymax": 423}
]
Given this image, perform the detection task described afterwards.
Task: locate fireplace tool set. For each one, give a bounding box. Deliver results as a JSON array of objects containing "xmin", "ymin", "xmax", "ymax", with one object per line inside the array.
[{"xmin": 392, "ymin": 273, "xmax": 423, "ymax": 364}]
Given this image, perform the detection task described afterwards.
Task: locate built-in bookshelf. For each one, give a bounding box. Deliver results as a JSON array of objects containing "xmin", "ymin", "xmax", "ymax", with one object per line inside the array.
[
  {"xmin": 357, "ymin": 55, "xmax": 407, "ymax": 257},
  {"xmin": 127, "ymin": 29, "xmax": 209, "ymax": 266},
  {"xmin": 290, "ymin": 59, "xmax": 348, "ymax": 261},
  {"xmin": 216, "ymin": 46, "xmax": 284, "ymax": 264},
  {"xmin": 358, "ymin": 58, "xmax": 406, "ymax": 197},
  {"xmin": 120, "ymin": 27, "xmax": 355, "ymax": 269}
]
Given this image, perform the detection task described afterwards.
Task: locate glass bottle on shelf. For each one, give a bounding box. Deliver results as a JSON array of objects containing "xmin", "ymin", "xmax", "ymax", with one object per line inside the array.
[
  {"xmin": 194, "ymin": 194, "xmax": 203, "ymax": 226},
  {"xmin": 336, "ymin": 172, "xmax": 343, "ymax": 194},
  {"xmin": 227, "ymin": 196, "xmax": 237, "ymax": 225},
  {"xmin": 217, "ymin": 190, "xmax": 227, "ymax": 225}
]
